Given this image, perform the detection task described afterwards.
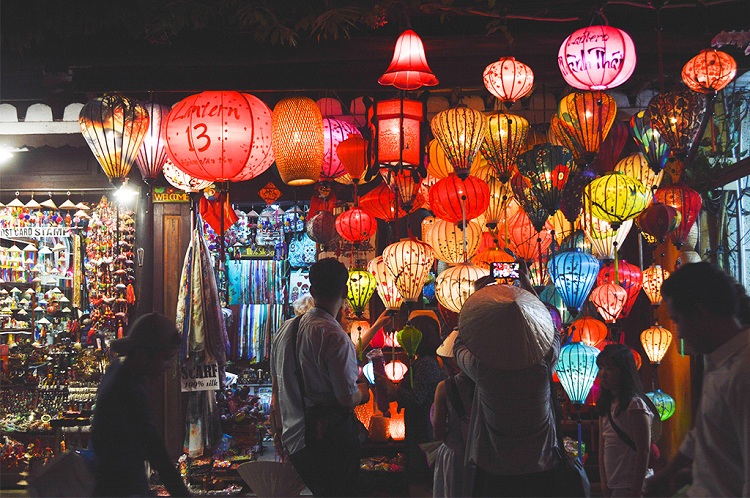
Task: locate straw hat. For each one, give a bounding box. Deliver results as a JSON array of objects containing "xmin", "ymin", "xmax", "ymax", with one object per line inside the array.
[{"xmin": 436, "ymin": 329, "xmax": 458, "ymax": 358}]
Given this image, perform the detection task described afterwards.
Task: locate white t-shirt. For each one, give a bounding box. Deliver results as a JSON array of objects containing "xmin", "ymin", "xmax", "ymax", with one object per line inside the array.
[{"xmin": 602, "ymin": 396, "xmax": 654, "ymax": 490}]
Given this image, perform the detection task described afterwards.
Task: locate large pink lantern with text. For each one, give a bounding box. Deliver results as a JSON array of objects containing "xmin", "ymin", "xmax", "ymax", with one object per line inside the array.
[{"xmin": 558, "ymin": 25, "xmax": 637, "ymax": 91}]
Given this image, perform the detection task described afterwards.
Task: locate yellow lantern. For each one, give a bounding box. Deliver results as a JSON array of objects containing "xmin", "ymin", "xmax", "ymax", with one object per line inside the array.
[
  {"xmin": 614, "ymin": 153, "xmax": 664, "ymax": 195},
  {"xmin": 640, "ymin": 324, "xmax": 673, "ymax": 364},
  {"xmin": 382, "ymin": 239, "xmax": 435, "ymax": 303},
  {"xmin": 589, "ymin": 283, "xmax": 627, "ymax": 323},
  {"xmin": 272, "ymin": 97, "xmax": 325, "ymax": 186},
  {"xmin": 580, "ymin": 213, "xmax": 633, "ymax": 261},
  {"xmin": 347, "ymin": 269, "xmax": 377, "ymax": 317},
  {"xmin": 556, "ymin": 91, "xmax": 617, "ymax": 164},
  {"xmin": 430, "ymin": 107, "xmax": 487, "ymax": 179},
  {"xmin": 642, "ymin": 263, "xmax": 670, "ymax": 307},
  {"xmin": 427, "ymin": 219, "xmax": 482, "ymax": 264},
  {"xmin": 551, "ymin": 209, "xmax": 576, "ymax": 246},
  {"xmin": 481, "ymin": 113, "xmax": 529, "ymax": 182},
  {"xmin": 367, "ymin": 256, "xmax": 403, "ymax": 311},
  {"xmin": 427, "ymin": 139, "xmax": 487, "ymax": 180},
  {"xmin": 583, "ymin": 172, "xmax": 651, "ymax": 230},
  {"xmin": 435, "ymin": 263, "xmax": 490, "ymax": 313}
]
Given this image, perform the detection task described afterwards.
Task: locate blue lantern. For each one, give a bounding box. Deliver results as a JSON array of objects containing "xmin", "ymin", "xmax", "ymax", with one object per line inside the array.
[
  {"xmin": 646, "ymin": 389, "xmax": 676, "ymax": 421},
  {"xmin": 555, "ymin": 342, "xmax": 600, "ymax": 404},
  {"xmin": 539, "ymin": 284, "xmax": 573, "ymax": 325},
  {"xmin": 549, "ymin": 250, "xmax": 600, "ymax": 316}
]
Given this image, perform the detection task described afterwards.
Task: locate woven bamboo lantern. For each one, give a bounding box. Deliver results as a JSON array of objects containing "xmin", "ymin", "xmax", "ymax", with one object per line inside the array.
[{"xmin": 272, "ymin": 97, "xmax": 325, "ymax": 186}]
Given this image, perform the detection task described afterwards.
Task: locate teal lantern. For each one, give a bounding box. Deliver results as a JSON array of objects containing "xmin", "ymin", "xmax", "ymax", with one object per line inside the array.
[
  {"xmin": 630, "ymin": 110, "xmax": 670, "ymax": 174},
  {"xmin": 559, "ymin": 230, "xmax": 592, "ymax": 254},
  {"xmin": 556, "ymin": 342, "xmax": 600, "ymax": 404},
  {"xmin": 516, "ymin": 144, "xmax": 577, "ymax": 217},
  {"xmin": 646, "ymin": 389, "xmax": 676, "ymax": 421},
  {"xmin": 347, "ymin": 269, "xmax": 377, "ymax": 317},
  {"xmin": 549, "ymin": 250, "xmax": 600, "ymax": 316},
  {"xmin": 539, "ymin": 284, "xmax": 573, "ymax": 325}
]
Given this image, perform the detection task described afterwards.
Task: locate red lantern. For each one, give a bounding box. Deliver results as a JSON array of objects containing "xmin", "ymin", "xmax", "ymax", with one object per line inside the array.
[
  {"xmin": 636, "ymin": 202, "xmax": 681, "ymax": 244},
  {"xmin": 165, "ymin": 91, "xmax": 274, "ymax": 182},
  {"xmin": 558, "ymin": 25, "xmax": 637, "ymax": 90},
  {"xmin": 429, "ymin": 174, "xmax": 490, "ymax": 224},
  {"xmin": 337, "ymin": 136, "xmax": 368, "ymax": 184},
  {"xmin": 483, "ymin": 57, "xmax": 535, "ymax": 105},
  {"xmin": 568, "ymin": 316, "xmax": 608, "ymax": 347},
  {"xmin": 654, "ymin": 184, "xmax": 702, "ymax": 248},
  {"xmin": 336, "ymin": 207, "xmax": 377, "ymax": 245},
  {"xmin": 681, "ymin": 49, "xmax": 737, "ymax": 94},
  {"xmin": 373, "ymin": 98, "xmax": 423, "ymax": 167},
  {"xmin": 322, "ymin": 118, "xmax": 361, "ymax": 180},
  {"xmin": 596, "ymin": 260, "xmax": 643, "ymax": 318},
  {"xmin": 359, "ymin": 183, "xmax": 421, "ymax": 222},
  {"xmin": 592, "ymin": 119, "xmax": 630, "ymax": 176},
  {"xmin": 306, "ymin": 211, "xmax": 340, "ymax": 247},
  {"xmin": 507, "ymin": 209, "xmax": 554, "ymax": 261},
  {"xmin": 378, "ymin": 29, "xmax": 438, "ymax": 91}
]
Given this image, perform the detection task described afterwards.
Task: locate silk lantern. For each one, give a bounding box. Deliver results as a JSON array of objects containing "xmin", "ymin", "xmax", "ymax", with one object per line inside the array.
[
  {"xmin": 435, "ymin": 263, "xmax": 490, "ymax": 313},
  {"xmin": 306, "ymin": 211, "xmax": 339, "ymax": 247},
  {"xmin": 516, "ymin": 144, "xmax": 577, "ymax": 217},
  {"xmin": 368, "ymin": 256, "xmax": 403, "ymax": 311},
  {"xmin": 230, "ymin": 94, "xmax": 275, "ymax": 182},
  {"xmin": 592, "ymin": 119, "xmax": 630, "ymax": 176},
  {"xmin": 385, "ymin": 360, "xmax": 408, "ymax": 382},
  {"xmin": 681, "ymin": 49, "xmax": 737, "ymax": 94},
  {"xmin": 580, "ymin": 210, "xmax": 633, "ymax": 261},
  {"xmin": 551, "ymin": 210, "xmax": 576, "ymax": 246},
  {"xmin": 383, "ymin": 239, "xmax": 435, "ymax": 304},
  {"xmin": 483, "ymin": 57, "xmax": 535, "ymax": 106},
  {"xmin": 380, "ymin": 166, "xmax": 422, "ymax": 211},
  {"xmin": 431, "ymin": 107, "xmax": 487, "ymax": 179},
  {"xmin": 548, "ymin": 114, "xmax": 584, "ymax": 163},
  {"xmin": 335, "ymin": 136, "xmax": 369, "ymax": 185},
  {"xmin": 162, "ymin": 160, "xmax": 212, "ymax": 193},
  {"xmin": 471, "ymin": 244, "xmax": 516, "ymax": 268},
  {"xmin": 641, "ymin": 324, "xmax": 673, "ymax": 364},
  {"xmin": 549, "ymin": 250, "xmax": 601, "ymax": 315},
  {"xmin": 378, "ymin": 29, "xmax": 438, "ymax": 90},
  {"xmin": 481, "ymin": 113, "xmax": 529, "ymax": 183},
  {"xmin": 428, "ymin": 139, "xmax": 487, "ymax": 179},
  {"xmin": 429, "ymin": 174, "xmax": 490, "ymax": 224},
  {"xmin": 642, "ymin": 263, "xmax": 670, "ymax": 307},
  {"xmin": 596, "ymin": 260, "xmax": 643, "ymax": 318},
  {"xmin": 637, "ymin": 202, "xmax": 681, "ymax": 244},
  {"xmin": 647, "ymin": 87, "xmax": 707, "ymax": 157},
  {"xmin": 558, "ymin": 25, "xmax": 636, "ymax": 91},
  {"xmin": 568, "ymin": 316, "xmax": 608, "ymax": 347},
  {"xmin": 540, "ymin": 284, "xmax": 574, "ymax": 325},
  {"xmin": 427, "ymin": 219, "xmax": 482, "ymax": 264},
  {"xmin": 653, "ymin": 184, "xmax": 702, "ymax": 248},
  {"xmin": 375, "ymin": 98, "xmax": 423, "ymax": 167},
  {"xmin": 630, "ymin": 110, "xmax": 670, "ymax": 173},
  {"xmin": 484, "ymin": 175, "xmax": 518, "ymax": 230},
  {"xmin": 556, "ymin": 342, "xmax": 600, "ymax": 404},
  {"xmin": 557, "ymin": 91, "xmax": 617, "ymax": 164},
  {"xmin": 509, "ymin": 173, "xmax": 549, "ymax": 233},
  {"xmin": 135, "ymin": 102, "xmax": 170, "ymax": 184},
  {"xmin": 560, "ymin": 166, "xmax": 597, "ymax": 225},
  {"xmin": 589, "ymin": 283, "xmax": 627, "ymax": 323},
  {"xmin": 350, "ymin": 320, "xmax": 371, "ymax": 356},
  {"xmin": 615, "ymin": 153, "xmax": 664, "ymax": 194},
  {"xmin": 347, "ymin": 269, "xmax": 377, "ymax": 318},
  {"xmin": 507, "ymin": 209, "xmax": 554, "ymax": 262},
  {"xmin": 322, "ymin": 118, "xmax": 361, "ymax": 180},
  {"xmin": 359, "ymin": 183, "xmax": 419, "ymax": 222},
  {"xmin": 79, "ymin": 94, "xmax": 150, "ymax": 186},
  {"xmin": 272, "ymin": 97, "xmax": 325, "ymax": 186},
  {"xmin": 336, "ymin": 207, "xmax": 377, "ymax": 246},
  {"xmin": 647, "ymin": 389, "xmax": 676, "ymax": 421},
  {"xmin": 583, "ymin": 172, "xmax": 650, "ymax": 230},
  {"xmin": 560, "ymin": 229, "xmax": 593, "ymax": 254}
]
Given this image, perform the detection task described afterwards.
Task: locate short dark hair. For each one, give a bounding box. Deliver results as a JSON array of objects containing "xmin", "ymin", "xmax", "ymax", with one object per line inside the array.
[
  {"xmin": 661, "ymin": 262, "xmax": 740, "ymax": 319},
  {"xmin": 411, "ymin": 315, "xmax": 442, "ymax": 357},
  {"xmin": 110, "ymin": 313, "xmax": 181, "ymax": 355},
  {"xmin": 309, "ymin": 257, "xmax": 349, "ymax": 299}
]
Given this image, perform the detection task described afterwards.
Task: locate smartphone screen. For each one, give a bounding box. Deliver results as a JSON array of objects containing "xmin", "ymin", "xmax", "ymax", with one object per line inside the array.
[{"xmin": 489, "ymin": 262, "xmax": 521, "ymax": 285}]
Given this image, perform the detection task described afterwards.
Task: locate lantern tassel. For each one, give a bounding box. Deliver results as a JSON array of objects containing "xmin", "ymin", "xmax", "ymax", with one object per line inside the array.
[{"xmin": 577, "ymin": 407, "xmax": 583, "ymax": 463}]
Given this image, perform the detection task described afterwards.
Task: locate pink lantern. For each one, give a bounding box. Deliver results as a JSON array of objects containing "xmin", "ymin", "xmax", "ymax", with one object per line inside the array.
[
  {"xmin": 558, "ymin": 25, "xmax": 637, "ymax": 91},
  {"xmin": 378, "ymin": 29, "xmax": 438, "ymax": 91},
  {"xmin": 135, "ymin": 102, "xmax": 170, "ymax": 184},
  {"xmin": 589, "ymin": 283, "xmax": 628, "ymax": 323},
  {"xmin": 483, "ymin": 57, "xmax": 535, "ymax": 105},
  {"xmin": 322, "ymin": 118, "xmax": 362, "ymax": 180}
]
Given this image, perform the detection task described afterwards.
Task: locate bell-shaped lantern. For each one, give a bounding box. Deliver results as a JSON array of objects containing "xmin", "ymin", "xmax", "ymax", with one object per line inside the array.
[
  {"xmin": 272, "ymin": 97, "xmax": 325, "ymax": 186},
  {"xmin": 637, "ymin": 202, "xmax": 681, "ymax": 244},
  {"xmin": 557, "ymin": 91, "xmax": 617, "ymax": 164},
  {"xmin": 681, "ymin": 49, "xmax": 737, "ymax": 94},
  {"xmin": 558, "ymin": 25, "xmax": 636, "ymax": 91},
  {"xmin": 335, "ymin": 207, "xmax": 377, "ymax": 245},
  {"xmin": 163, "ymin": 159, "xmax": 213, "ymax": 193},
  {"xmin": 429, "ymin": 174, "xmax": 490, "ymax": 224},
  {"xmin": 481, "ymin": 113, "xmax": 529, "ymax": 183},
  {"xmin": 322, "ymin": 118, "xmax": 361, "ymax": 181},
  {"xmin": 507, "ymin": 209, "xmax": 554, "ymax": 262},
  {"xmin": 549, "ymin": 250, "xmax": 601, "ymax": 316},
  {"xmin": 647, "ymin": 87, "xmax": 707, "ymax": 157},
  {"xmin": 556, "ymin": 342, "xmax": 600, "ymax": 404},
  {"xmin": 374, "ymin": 98, "xmax": 424, "ymax": 167},
  {"xmin": 435, "ymin": 263, "xmax": 490, "ymax": 313},
  {"xmin": 336, "ymin": 136, "xmax": 369, "ymax": 185},
  {"xmin": 589, "ymin": 283, "xmax": 627, "ymax": 323},
  {"xmin": 510, "ymin": 172, "xmax": 550, "ymax": 233},
  {"xmin": 135, "ymin": 102, "xmax": 170, "ymax": 184},
  {"xmin": 548, "ymin": 114, "xmax": 584, "ymax": 164},
  {"xmin": 646, "ymin": 389, "xmax": 676, "ymax": 421},
  {"xmin": 516, "ymin": 144, "xmax": 577, "ymax": 217},
  {"xmin": 427, "ymin": 219, "xmax": 482, "ymax": 264},
  {"xmin": 347, "ymin": 269, "xmax": 377, "ymax": 318},
  {"xmin": 79, "ymin": 94, "xmax": 150, "ymax": 186},
  {"xmin": 368, "ymin": 256, "xmax": 403, "ymax": 311},
  {"xmin": 592, "ymin": 119, "xmax": 630, "ymax": 176},
  {"xmin": 596, "ymin": 260, "xmax": 643, "ymax": 318},
  {"xmin": 378, "ymin": 29, "xmax": 438, "ymax": 90},
  {"xmin": 430, "ymin": 107, "xmax": 488, "ymax": 179},
  {"xmin": 483, "ymin": 57, "xmax": 535, "ymax": 106},
  {"xmin": 653, "ymin": 184, "xmax": 702, "ymax": 249},
  {"xmin": 615, "ymin": 153, "xmax": 664, "ymax": 194},
  {"xmin": 382, "ymin": 239, "xmax": 435, "ymax": 303},
  {"xmin": 583, "ymin": 172, "xmax": 651, "ymax": 230},
  {"xmin": 630, "ymin": 110, "xmax": 670, "ymax": 173},
  {"xmin": 568, "ymin": 316, "xmax": 608, "ymax": 347},
  {"xmin": 642, "ymin": 263, "xmax": 670, "ymax": 307},
  {"xmin": 640, "ymin": 324, "xmax": 673, "ymax": 364},
  {"xmin": 428, "ymin": 139, "xmax": 487, "ymax": 180}
]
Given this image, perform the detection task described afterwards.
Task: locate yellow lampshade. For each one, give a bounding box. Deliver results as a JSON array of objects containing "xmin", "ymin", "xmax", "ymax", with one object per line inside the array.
[
  {"xmin": 614, "ymin": 153, "xmax": 664, "ymax": 195},
  {"xmin": 642, "ymin": 263, "xmax": 670, "ymax": 306},
  {"xmin": 435, "ymin": 262, "xmax": 490, "ymax": 313},
  {"xmin": 640, "ymin": 324, "xmax": 673, "ymax": 364},
  {"xmin": 583, "ymin": 172, "xmax": 651, "ymax": 230},
  {"xmin": 430, "ymin": 107, "xmax": 487, "ymax": 179},
  {"xmin": 272, "ymin": 97, "xmax": 325, "ymax": 186},
  {"xmin": 580, "ymin": 212, "xmax": 633, "ymax": 261},
  {"xmin": 426, "ymin": 219, "xmax": 482, "ymax": 264},
  {"xmin": 347, "ymin": 269, "xmax": 377, "ymax": 317},
  {"xmin": 427, "ymin": 139, "xmax": 486, "ymax": 179},
  {"xmin": 481, "ymin": 113, "xmax": 529, "ymax": 183},
  {"xmin": 382, "ymin": 239, "xmax": 435, "ymax": 303},
  {"xmin": 556, "ymin": 91, "xmax": 617, "ymax": 164}
]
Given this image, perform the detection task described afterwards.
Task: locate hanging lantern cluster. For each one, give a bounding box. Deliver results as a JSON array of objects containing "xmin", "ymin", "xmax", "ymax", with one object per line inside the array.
[{"xmin": 435, "ymin": 262, "xmax": 490, "ymax": 313}]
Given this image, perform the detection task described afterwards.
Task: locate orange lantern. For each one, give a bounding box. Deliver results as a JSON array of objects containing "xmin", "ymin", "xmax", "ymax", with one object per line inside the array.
[
  {"xmin": 653, "ymin": 184, "xmax": 702, "ymax": 248},
  {"xmin": 647, "ymin": 87, "xmax": 706, "ymax": 157},
  {"xmin": 359, "ymin": 183, "xmax": 420, "ymax": 222},
  {"xmin": 322, "ymin": 118, "xmax": 361, "ymax": 181},
  {"xmin": 427, "ymin": 219, "xmax": 482, "ymax": 264},
  {"xmin": 642, "ymin": 263, "xmax": 670, "ymax": 307},
  {"xmin": 556, "ymin": 91, "xmax": 617, "ymax": 164},
  {"xmin": 483, "ymin": 176, "xmax": 518, "ymax": 230},
  {"xmin": 429, "ymin": 174, "xmax": 490, "ymax": 224},
  {"xmin": 378, "ymin": 29, "xmax": 438, "ymax": 91},
  {"xmin": 471, "ymin": 244, "xmax": 515, "ymax": 267},
  {"xmin": 558, "ymin": 25, "xmax": 637, "ymax": 90},
  {"xmin": 272, "ymin": 96, "xmax": 325, "ymax": 186},
  {"xmin": 589, "ymin": 283, "xmax": 628, "ymax": 323},
  {"xmin": 681, "ymin": 49, "xmax": 737, "ymax": 94},
  {"xmin": 430, "ymin": 107, "xmax": 487, "ymax": 179},
  {"xmin": 481, "ymin": 113, "xmax": 529, "ymax": 183},
  {"xmin": 428, "ymin": 139, "xmax": 487, "ymax": 180},
  {"xmin": 507, "ymin": 209, "xmax": 554, "ymax": 261},
  {"xmin": 568, "ymin": 316, "xmax": 608, "ymax": 347},
  {"xmin": 548, "ymin": 114, "xmax": 583, "ymax": 164},
  {"xmin": 335, "ymin": 136, "xmax": 369, "ymax": 185},
  {"xmin": 483, "ymin": 57, "xmax": 535, "ymax": 106},
  {"xmin": 335, "ymin": 207, "xmax": 377, "ymax": 245},
  {"xmin": 374, "ymin": 98, "xmax": 424, "ymax": 168},
  {"xmin": 380, "ymin": 167, "xmax": 422, "ymax": 211}
]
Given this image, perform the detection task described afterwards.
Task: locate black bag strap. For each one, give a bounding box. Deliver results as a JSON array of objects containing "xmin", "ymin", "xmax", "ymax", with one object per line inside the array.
[
  {"xmin": 289, "ymin": 315, "xmax": 306, "ymax": 407},
  {"xmin": 445, "ymin": 375, "xmax": 467, "ymax": 421},
  {"xmin": 607, "ymin": 407, "xmax": 637, "ymax": 451}
]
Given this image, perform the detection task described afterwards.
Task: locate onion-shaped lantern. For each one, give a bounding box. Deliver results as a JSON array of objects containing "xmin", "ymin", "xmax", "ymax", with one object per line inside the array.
[
  {"xmin": 350, "ymin": 320, "xmax": 371, "ymax": 355},
  {"xmin": 636, "ymin": 202, "xmax": 681, "ymax": 244},
  {"xmin": 540, "ymin": 284, "xmax": 574, "ymax": 325},
  {"xmin": 382, "ymin": 239, "xmax": 435, "ymax": 303},
  {"xmin": 589, "ymin": 283, "xmax": 627, "ymax": 323},
  {"xmin": 427, "ymin": 219, "xmax": 482, "ymax": 264},
  {"xmin": 306, "ymin": 211, "xmax": 339, "ymax": 247},
  {"xmin": 429, "ymin": 174, "xmax": 490, "ymax": 223},
  {"xmin": 640, "ymin": 324, "xmax": 673, "ymax": 364},
  {"xmin": 481, "ymin": 113, "xmax": 529, "ymax": 183},
  {"xmin": 430, "ymin": 107, "xmax": 487, "ymax": 179},
  {"xmin": 596, "ymin": 260, "xmax": 643, "ymax": 318},
  {"xmin": 615, "ymin": 153, "xmax": 664, "ymax": 194},
  {"xmin": 385, "ymin": 360, "xmax": 408, "ymax": 382},
  {"xmin": 374, "ymin": 98, "xmax": 424, "ymax": 167},
  {"xmin": 557, "ymin": 91, "xmax": 617, "ymax": 164},
  {"xmin": 646, "ymin": 389, "xmax": 676, "ymax": 421},
  {"xmin": 335, "ymin": 207, "xmax": 377, "ymax": 245},
  {"xmin": 428, "ymin": 139, "xmax": 487, "ymax": 179},
  {"xmin": 322, "ymin": 118, "xmax": 361, "ymax": 180},
  {"xmin": 380, "ymin": 167, "xmax": 423, "ymax": 211},
  {"xmin": 163, "ymin": 159, "xmax": 213, "ymax": 193},
  {"xmin": 359, "ymin": 183, "xmax": 420, "ymax": 222},
  {"xmin": 510, "ymin": 173, "xmax": 549, "ymax": 233},
  {"xmin": 581, "ymin": 213, "xmax": 633, "ymax": 261},
  {"xmin": 549, "ymin": 250, "xmax": 601, "ymax": 316},
  {"xmin": 516, "ymin": 144, "xmax": 577, "ymax": 217},
  {"xmin": 653, "ymin": 184, "xmax": 702, "ymax": 248},
  {"xmin": 568, "ymin": 316, "xmax": 608, "ymax": 347},
  {"xmin": 483, "ymin": 57, "xmax": 535, "ymax": 105},
  {"xmin": 368, "ymin": 256, "xmax": 403, "ymax": 311},
  {"xmin": 558, "ymin": 25, "xmax": 636, "ymax": 91},
  {"xmin": 507, "ymin": 209, "xmax": 554, "ymax": 262},
  {"xmin": 347, "ymin": 269, "xmax": 377, "ymax": 317},
  {"xmin": 272, "ymin": 97, "xmax": 325, "ymax": 186},
  {"xmin": 647, "ymin": 87, "xmax": 707, "ymax": 157},
  {"xmin": 630, "ymin": 110, "xmax": 670, "ymax": 173},
  {"xmin": 556, "ymin": 342, "xmax": 600, "ymax": 404},
  {"xmin": 681, "ymin": 49, "xmax": 737, "ymax": 94},
  {"xmin": 642, "ymin": 263, "xmax": 670, "ymax": 307},
  {"xmin": 335, "ymin": 136, "xmax": 369, "ymax": 185},
  {"xmin": 435, "ymin": 263, "xmax": 490, "ymax": 313},
  {"xmin": 583, "ymin": 172, "xmax": 651, "ymax": 230},
  {"xmin": 592, "ymin": 119, "xmax": 630, "ymax": 176},
  {"xmin": 79, "ymin": 94, "xmax": 150, "ymax": 186},
  {"xmin": 548, "ymin": 114, "xmax": 584, "ymax": 164},
  {"xmin": 378, "ymin": 29, "xmax": 438, "ymax": 90},
  {"xmin": 483, "ymin": 176, "xmax": 518, "ymax": 230},
  {"xmin": 135, "ymin": 102, "xmax": 170, "ymax": 184}
]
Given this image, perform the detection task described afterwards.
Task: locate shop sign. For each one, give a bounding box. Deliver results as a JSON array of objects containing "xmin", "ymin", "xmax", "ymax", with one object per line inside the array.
[
  {"xmin": 153, "ymin": 187, "xmax": 190, "ymax": 203},
  {"xmin": 181, "ymin": 363, "xmax": 220, "ymax": 392},
  {"xmin": 230, "ymin": 245, "xmax": 276, "ymax": 260},
  {"xmin": 0, "ymin": 227, "xmax": 71, "ymax": 238}
]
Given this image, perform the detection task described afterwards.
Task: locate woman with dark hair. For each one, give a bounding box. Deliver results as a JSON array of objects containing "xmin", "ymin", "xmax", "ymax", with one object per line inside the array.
[{"xmin": 597, "ymin": 343, "xmax": 660, "ymax": 497}]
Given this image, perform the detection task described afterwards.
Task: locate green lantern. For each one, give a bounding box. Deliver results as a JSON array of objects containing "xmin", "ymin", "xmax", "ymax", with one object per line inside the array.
[
  {"xmin": 397, "ymin": 324, "xmax": 423, "ymax": 387},
  {"xmin": 347, "ymin": 269, "xmax": 377, "ymax": 317}
]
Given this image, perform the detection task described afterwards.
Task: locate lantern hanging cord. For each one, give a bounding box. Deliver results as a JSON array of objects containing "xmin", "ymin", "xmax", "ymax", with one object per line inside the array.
[{"xmin": 613, "ymin": 240, "xmax": 620, "ymax": 285}]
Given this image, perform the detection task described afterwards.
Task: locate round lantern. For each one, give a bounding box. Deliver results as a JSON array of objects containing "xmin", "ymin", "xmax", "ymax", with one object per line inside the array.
[
  {"xmin": 428, "ymin": 139, "xmax": 487, "ymax": 180},
  {"xmin": 335, "ymin": 136, "xmax": 369, "ymax": 185},
  {"xmin": 592, "ymin": 119, "xmax": 630, "ymax": 176},
  {"xmin": 382, "ymin": 239, "xmax": 435, "ymax": 303},
  {"xmin": 359, "ymin": 183, "xmax": 420, "ymax": 222},
  {"xmin": 653, "ymin": 184, "xmax": 702, "ymax": 248},
  {"xmin": 637, "ymin": 202, "xmax": 681, "ymax": 244},
  {"xmin": 378, "ymin": 29, "xmax": 439, "ymax": 91},
  {"xmin": 230, "ymin": 94, "xmax": 275, "ymax": 182},
  {"xmin": 540, "ymin": 284, "xmax": 574, "ymax": 325},
  {"xmin": 557, "ymin": 91, "xmax": 617, "ymax": 164},
  {"xmin": 429, "ymin": 174, "xmax": 490, "ymax": 224},
  {"xmin": 615, "ymin": 153, "xmax": 664, "ymax": 194},
  {"xmin": 79, "ymin": 94, "xmax": 150, "ymax": 186},
  {"xmin": 646, "ymin": 389, "xmax": 676, "ymax": 421},
  {"xmin": 483, "ymin": 57, "xmax": 535, "ymax": 105},
  {"xmin": 642, "ymin": 263, "xmax": 670, "ymax": 307},
  {"xmin": 580, "ymin": 212, "xmax": 633, "ymax": 261},
  {"xmin": 135, "ymin": 102, "xmax": 170, "ymax": 184},
  {"xmin": 271, "ymin": 97, "xmax": 325, "ymax": 186},
  {"xmin": 630, "ymin": 110, "xmax": 670, "ymax": 173},
  {"xmin": 368, "ymin": 256, "xmax": 403, "ymax": 311},
  {"xmin": 516, "ymin": 144, "xmax": 577, "ymax": 217},
  {"xmin": 350, "ymin": 320, "xmax": 371, "ymax": 352},
  {"xmin": 549, "ymin": 250, "xmax": 601, "ymax": 315},
  {"xmin": 640, "ymin": 324, "xmax": 673, "ymax": 364},
  {"xmin": 427, "ymin": 219, "xmax": 482, "ymax": 264},
  {"xmin": 430, "ymin": 107, "xmax": 488, "ymax": 179},
  {"xmin": 507, "ymin": 209, "xmax": 554, "ymax": 262},
  {"xmin": 385, "ymin": 360, "xmax": 408, "ymax": 382},
  {"xmin": 322, "ymin": 118, "xmax": 361, "ymax": 180},
  {"xmin": 555, "ymin": 342, "xmax": 600, "ymax": 404},
  {"xmin": 583, "ymin": 172, "xmax": 650, "ymax": 230},
  {"xmin": 347, "ymin": 269, "xmax": 377, "ymax": 317},
  {"xmin": 335, "ymin": 207, "xmax": 377, "ymax": 245},
  {"xmin": 558, "ymin": 25, "xmax": 636, "ymax": 90},
  {"xmin": 596, "ymin": 260, "xmax": 643, "ymax": 318},
  {"xmin": 162, "ymin": 160, "xmax": 213, "ymax": 193},
  {"xmin": 568, "ymin": 316, "xmax": 608, "ymax": 347},
  {"xmin": 681, "ymin": 49, "xmax": 737, "ymax": 94},
  {"xmin": 589, "ymin": 283, "xmax": 627, "ymax": 323},
  {"xmin": 647, "ymin": 87, "xmax": 707, "ymax": 157},
  {"xmin": 481, "ymin": 113, "xmax": 529, "ymax": 183},
  {"xmin": 306, "ymin": 211, "xmax": 339, "ymax": 247},
  {"xmin": 374, "ymin": 98, "xmax": 424, "ymax": 167},
  {"xmin": 435, "ymin": 263, "xmax": 490, "ymax": 313}
]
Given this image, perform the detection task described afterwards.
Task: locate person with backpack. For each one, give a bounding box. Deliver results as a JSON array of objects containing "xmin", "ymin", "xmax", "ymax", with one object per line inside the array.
[{"xmin": 597, "ymin": 343, "xmax": 660, "ymax": 498}]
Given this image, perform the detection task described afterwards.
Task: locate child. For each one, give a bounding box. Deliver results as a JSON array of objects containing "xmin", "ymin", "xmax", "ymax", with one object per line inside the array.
[{"xmin": 597, "ymin": 343, "xmax": 660, "ymax": 498}]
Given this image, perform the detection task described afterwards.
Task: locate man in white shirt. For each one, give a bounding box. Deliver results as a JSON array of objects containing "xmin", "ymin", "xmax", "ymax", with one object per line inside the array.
[
  {"xmin": 647, "ymin": 262, "xmax": 750, "ymax": 497},
  {"xmin": 270, "ymin": 258, "xmax": 370, "ymax": 497}
]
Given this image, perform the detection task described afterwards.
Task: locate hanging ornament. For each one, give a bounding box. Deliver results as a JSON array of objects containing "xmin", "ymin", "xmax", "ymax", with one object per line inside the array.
[
  {"xmin": 378, "ymin": 29, "xmax": 438, "ymax": 90},
  {"xmin": 557, "ymin": 91, "xmax": 618, "ymax": 165},
  {"xmin": 589, "ymin": 283, "xmax": 627, "ymax": 323},
  {"xmin": 430, "ymin": 107, "xmax": 488, "ymax": 179},
  {"xmin": 596, "ymin": 260, "xmax": 643, "ymax": 318},
  {"xmin": 335, "ymin": 135, "xmax": 370, "ymax": 185},
  {"xmin": 681, "ymin": 49, "xmax": 737, "ymax": 94},
  {"xmin": 647, "ymin": 87, "xmax": 707, "ymax": 158},
  {"xmin": 640, "ymin": 324, "xmax": 673, "ymax": 364},
  {"xmin": 507, "ymin": 209, "xmax": 554, "ymax": 262},
  {"xmin": 435, "ymin": 263, "xmax": 490, "ymax": 313},
  {"xmin": 481, "ymin": 113, "xmax": 529, "ymax": 183},
  {"xmin": 642, "ymin": 263, "xmax": 670, "ymax": 307},
  {"xmin": 558, "ymin": 25, "xmax": 637, "ymax": 90},
  {"xmin": 429, "ymin": 174, "xmax": 490, "ymax": 224},
  {"xmin": 135, "ymin": 102, "xmax": 170, "ymax": 184},
  {"xmin": 636, "ymin": 202, "xmax": 681, "ymax": 244},
  {"xmin": 374, "ymin": 98, "xmax": 424, "ymax": 168},
  {"xmin": 591, "ymin": 119, "xmax": 630, "ymax": 176},
  {"xmin": 368, "ymin": 256, "xmax": 403, "ymax": 311},
  {"xmin": 382, "ymin": 239, "xmax": 435, "ymax": 304},
  {"xmin": 568, "ymin": 316, "xmax": 608, "ymax": 347},
  {"xmin": 630, "ymin": 110, "xmax": 670, "ymax": 174},
  {"xmin": 347, "ymin": 269, "xmax": 377, "ymax": 317},
  {"xmin": 516, "ymin": 144, "xmax": 577, "ymax": 217},
  {"xmin": 556, "ymin": 342, "xmax": 600, "ymax": 404},
  {"xmin": 426, "ymin": 219, "xmax": 482, "ymax": 264},
  {"xmin": 483, "ymin": 57, "xmax": 535, "ymax": 106},
  {"xmin": 162, "ymin": 160, "xmax": 212, "ymax": 193},
  {"xmin": 271, "ymin": 97, "xmax": 325, "ymax": 186},
  {"xmin": 306, "ymin": 211, "xmax": 339, "ymax": 248},
  {"xmin": 583, "ymin": 172, "xmax": 650, "ymax": 230},
  {"xmin": 335, "ymin": 207, "xmax": 377, "ymax": 246},
  {"xmin": 549, "ymin": 250, "xmax": 601, "ymax": 316},
  {"xmin": 646, "ymin": 389, "xmax": 676, "ymax": 421},
  {"xmin": 653, "ymin": 184, "xmax": 702, "ymax": 248}
]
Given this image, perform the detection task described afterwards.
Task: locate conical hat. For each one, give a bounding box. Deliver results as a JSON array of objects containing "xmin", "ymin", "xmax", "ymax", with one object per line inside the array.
[{"xmin": 458, "ymin": 285, "xmax": 554, "ymax": 370}]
